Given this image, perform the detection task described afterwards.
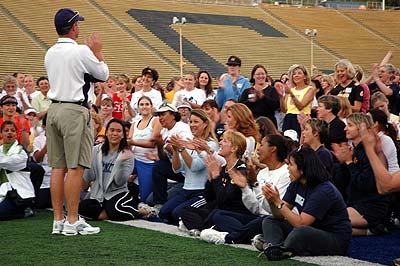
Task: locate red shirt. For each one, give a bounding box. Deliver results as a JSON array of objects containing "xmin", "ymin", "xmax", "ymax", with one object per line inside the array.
[
  {"xmin": 112, "ymin": 93, "xmax": 123, "ymax": 119},
  {"xmin": 0, "ymin": 115, "xmax": 31, "ymax": 144}
]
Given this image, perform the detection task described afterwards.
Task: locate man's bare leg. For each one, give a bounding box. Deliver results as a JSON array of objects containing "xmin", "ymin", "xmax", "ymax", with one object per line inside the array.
[
  {"xmin": 50, "ymin": 168, "xmax": 67, "ymax": 221},
  {"xmin": 65, "ymin": 166, "xmax": 84, "ymax": 224}
]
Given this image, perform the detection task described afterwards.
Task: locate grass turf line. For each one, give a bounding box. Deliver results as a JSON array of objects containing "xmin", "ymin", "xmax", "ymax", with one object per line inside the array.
[{"xmin": 1, "ymin": 210, "xmax": 318, "ymax": 266}]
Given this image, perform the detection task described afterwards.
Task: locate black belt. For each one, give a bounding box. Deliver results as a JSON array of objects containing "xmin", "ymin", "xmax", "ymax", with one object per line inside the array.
[{"xmin": 51, "ymin": 100, "xmax": 90, "ymax": 109}]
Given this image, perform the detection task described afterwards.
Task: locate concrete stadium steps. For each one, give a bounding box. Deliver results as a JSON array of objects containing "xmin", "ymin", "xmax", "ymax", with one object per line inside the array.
[
  {"xmin": 1, "ymin": 0, "xmax": 181, "ymax": 85},
  {"xmin": 261, "ymin": 4, "xmax": 400, "ymax": 71},
  {"xmin": 1, "ymin": 0, "xmax": 398, "ymax": 86},
  {"xmin": 95, "ymin": 0, "xmax": 197, "ymax": 81},
  {"xmin": 340, "ymin": 9, "xmax": 400, "ymax": 47},
  {"xmin": 0, "ymin": 11, "xmax": 45, "ymax": 81},
  {"xmin": 103, "ymin": 0, "xmax": 338, "ymax": 79}
]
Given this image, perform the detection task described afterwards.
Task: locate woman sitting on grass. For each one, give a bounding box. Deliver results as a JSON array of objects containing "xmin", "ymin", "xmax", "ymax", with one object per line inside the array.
[
  {"xmin": 199, "ymin": 134, "xmax": 292, "ymax": 245},
  {"xmin": 0, "ymin": 120, "xmax": 35, "ymax": 220},
  {"xmin": 261, "ymin": 147, "xmax": 351, "ymax": 260},
  {"xmin": 157, "ymin": 109, "xmax": 219, "ymax": 223},
  {"xmin": 333, "ymin": 112, "xmax": 390, "ymax": 236},
  {"xmin": 180, "ymin": 130, "xmax": 252, "ymax": 236},
  {"xmin": 79, "ymin": 118, "xmax": 149, "ymax": 221}
]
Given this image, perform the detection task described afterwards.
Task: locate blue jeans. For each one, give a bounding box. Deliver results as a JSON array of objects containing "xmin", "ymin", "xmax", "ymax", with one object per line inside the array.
[
  {"xmin": 211, "ymin": 209, "xmax": 260, "ymax": 244},
  {"xmin": 159, "ymin": 189, "xmax": 203, "ymax": 223},
  {"xmin": 134, "ymin": 159, "xmax": 154, "ymax": 202}
]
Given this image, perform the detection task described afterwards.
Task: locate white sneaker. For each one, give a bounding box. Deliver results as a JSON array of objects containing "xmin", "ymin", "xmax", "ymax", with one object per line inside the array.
[
  {"xmin": 251, "ymin": 234, "xmax": 266, "ymax": 251},
  {"xmin": 52, "ymin": 219, "xmax": 65, "ymax": 235},
  {"xmin": 62, "ymin": 217, "xmax": 100, "ymax": 236},
  {"xmin": 139, "ymin": 203, "xmax": 159, "ymax": 218},
  {"xmin": 188, "ymin": 229, "xmax": 201, "ymax": 237},
  {"xmin": 200, "ymin": 228, "xmax": 228, "ymax": 245}
]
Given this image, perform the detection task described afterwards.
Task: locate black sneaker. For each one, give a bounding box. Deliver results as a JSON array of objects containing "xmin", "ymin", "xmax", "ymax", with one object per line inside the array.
[
  {"xmin": 368, "ymin": 223, "xmax": 390, "ymax": 235},
  {"xmin": 264, "ymin": 245, "xmax": 294, "ymax": 261}
]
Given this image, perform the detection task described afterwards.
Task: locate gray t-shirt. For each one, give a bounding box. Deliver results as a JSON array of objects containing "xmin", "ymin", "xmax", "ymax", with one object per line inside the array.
[{"xmin": 102, "ymin": 151, "xmax": 118, "ymax": 191}]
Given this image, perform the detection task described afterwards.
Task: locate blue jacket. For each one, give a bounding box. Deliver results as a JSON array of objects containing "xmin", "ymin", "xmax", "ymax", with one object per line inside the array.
[{"xmin": 216, "ymin": 75, "xmax": 250, "ymax": 108}]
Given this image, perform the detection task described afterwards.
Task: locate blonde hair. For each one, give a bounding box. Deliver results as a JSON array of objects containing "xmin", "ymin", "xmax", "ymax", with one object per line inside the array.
[
  {"xmin": 335, "ymin": 59, "xmax": 356, "ymax": 80},
  {"xmin": 371, "ymin": 91, "xmax": 389, "ymax": 107},
  {"xmin": 223, "ymin": 130, "xmax": 247, "ymax": 158},
  {"xmin": 190, "ymin": 109, "xmax": 217, "ymax": 142},
  {"xmin": 338, "ymin": 96, "xmax": 352, "ymax": 119},
  {"xmin": 320, "ymin": 74, "xmax": 335, "ymax": 88},
  {"xmin": 91, "ymin": 112, "xmax": 104, "ymax": 135},
  {"xmin": 347, "ymin": 112, "xmax": 374, "ymax": 130},
  {"xmin": 116, "ymin": 74, "xmax": 131, "ymax": 91},
  {"xmin": 288, "ymin": 64, "xmax": 311, "ymax": 85},
  {"xmin": 227, "ymin": 103, "xmax": 260, "ymax": 141},
  {"xmin": 2, "ymin": 75, "xmax": 17, "ymax": 90}
]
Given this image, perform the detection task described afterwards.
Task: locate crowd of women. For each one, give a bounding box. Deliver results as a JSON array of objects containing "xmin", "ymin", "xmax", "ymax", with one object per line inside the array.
[{"xmin": 1, "ymin": 53, "xmax": 400, "ymax": 261}]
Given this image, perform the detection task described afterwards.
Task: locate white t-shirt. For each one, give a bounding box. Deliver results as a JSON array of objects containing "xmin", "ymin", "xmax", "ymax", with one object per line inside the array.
[
  {"xmin": 241, "ymin": 164, "xmax": 290, "ymax": 216},
  {"xmin": 172, "ymin": 88, "xmax": 206, "ymax": 107},
  {"xmin": 161, "ymin": 121, "xmax": 193, "ymax": 161},
  {"xmin": 378, "ymin": 131, "xmax": 399, "ymax": 173},
  {"xmin": 130, "ymin": 89, "xmax": 163, "ymax": 121},
  {"xmin": 33, "ymin": 131, "xmax": 51, "ymax": 188}
]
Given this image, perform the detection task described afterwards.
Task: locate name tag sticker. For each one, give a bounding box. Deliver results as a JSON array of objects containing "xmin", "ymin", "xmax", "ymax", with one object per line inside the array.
[
  {"xmin": 295, "ymin": 194, "xmax": 305, "ymax": 206},
  {"xmin": 345, "ymin": 87, "xmax": 352, "ymax": 94},
  {"xmin": 237, "ymin": 84, "xmax": 243, "ymax": 89}
]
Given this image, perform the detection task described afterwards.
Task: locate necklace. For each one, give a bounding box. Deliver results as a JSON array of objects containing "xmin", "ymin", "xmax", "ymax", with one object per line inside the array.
[{"xmin": 225, "ymin": 159, "xmax": 239, "ymax": 173}]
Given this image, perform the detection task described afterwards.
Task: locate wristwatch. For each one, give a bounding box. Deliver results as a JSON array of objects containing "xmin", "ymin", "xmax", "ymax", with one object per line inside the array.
[
  {"xmin": 177, "ymin": 147, "xmax": 185, "ymax": 153},
  {"xmin": 276, "ymin": 202, "xmax": 285, "ymax": 209}
]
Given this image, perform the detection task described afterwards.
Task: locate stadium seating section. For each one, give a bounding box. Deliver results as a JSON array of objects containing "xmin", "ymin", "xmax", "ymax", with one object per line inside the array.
[{"xmin": 0, "ymin": 0, "xmax": 399, "ymax": 85}]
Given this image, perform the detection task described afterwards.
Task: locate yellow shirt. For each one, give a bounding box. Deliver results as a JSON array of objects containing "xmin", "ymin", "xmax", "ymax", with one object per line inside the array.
[
  {"xmin": 165, "ymin": 90, "xmax": 175, "ymax": 103},
  {"xmin": 286, "ymin": 86, "xmax": 313, "ymax": 115}
]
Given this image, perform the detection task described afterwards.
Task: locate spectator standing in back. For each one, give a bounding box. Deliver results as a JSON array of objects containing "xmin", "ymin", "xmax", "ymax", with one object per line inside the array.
[{"xmin": 216, "ymin": 56, "xmax": 250, "ymax": 109}]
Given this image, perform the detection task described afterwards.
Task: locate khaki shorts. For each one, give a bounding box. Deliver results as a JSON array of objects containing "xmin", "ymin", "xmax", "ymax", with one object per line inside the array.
[{"xmin": 47, "ymin": 102, "xmax": 93, "ymax": 169}]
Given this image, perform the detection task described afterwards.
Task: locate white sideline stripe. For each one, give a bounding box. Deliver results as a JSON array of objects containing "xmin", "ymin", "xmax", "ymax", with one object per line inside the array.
[{"xmin": 108, "ymin": 219, "xmax": 383, "ymax": 266}]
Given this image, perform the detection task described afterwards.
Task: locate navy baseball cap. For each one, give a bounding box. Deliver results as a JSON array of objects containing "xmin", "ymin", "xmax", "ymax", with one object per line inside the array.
[
  {"xmin": 54, "ymin": 8, "xmax": 85, "ymax": 29},
  {"xmin": 226, "ymin": 55, "xmax": 241, "ymax": 66}
]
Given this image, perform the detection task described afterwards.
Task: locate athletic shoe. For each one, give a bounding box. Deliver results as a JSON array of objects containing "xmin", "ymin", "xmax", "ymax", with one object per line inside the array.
[
  {"xmin": 24, "ymin": 207, "xmax": 35, "ymax": 218},
  {"xmin": 251, "ymin": 234, "xmax": 266, "ymax": 251},
  {"xmin": 199, "ymin": 228, "xmax": 228, "ymax": 245},
  {"xmin": 139, "ymin": 203, "xmax": 159, "ymax": 218},
  {"xmin": 62, "ymin": 217, "xmax": 100, "ymax": 236},
  {"xmin": 188, "ymin": 229, "xmax": 201, "ymax": 237},
  {"xmin": 264, "ymin": 245, "xmax": 294, "ymax": 261},
  {"xmin": 52, "ymin": 219, "xmax": 65, "ymax": 235},
  {"xmin": 393, "ymin": 258, "xmax": 400, "ymax": 266},
  {"xmin": 368, "ymin": 223, "xmax": 390, "ymax": 235}
]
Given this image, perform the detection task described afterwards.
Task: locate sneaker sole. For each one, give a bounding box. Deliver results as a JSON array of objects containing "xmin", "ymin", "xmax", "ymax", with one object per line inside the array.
[
  {"xmin": 78, "ymin": 228, "xmax": 101, "ymax": 235},
  {"xmin": 61, "ymin": 228, "xmax": 100, "ymax": 236},
  {"xmin": 265, "ymin": 246, "xmax": 293, "ymax": 261}
]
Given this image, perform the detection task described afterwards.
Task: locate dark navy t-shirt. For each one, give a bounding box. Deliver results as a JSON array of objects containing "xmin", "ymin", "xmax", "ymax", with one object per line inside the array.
[
  {"xmin": 369, "ymin": 82, "xmax": 400, "ymax": 115},
  {"xmin": 283, "ymin": 181, "xmax": 352, "ymax": 243}
]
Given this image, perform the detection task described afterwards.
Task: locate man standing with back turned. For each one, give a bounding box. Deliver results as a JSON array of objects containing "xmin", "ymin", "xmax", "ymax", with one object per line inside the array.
[{"xmin": 45, "ymin": 8, "xmax": 109, "ymax": 235}]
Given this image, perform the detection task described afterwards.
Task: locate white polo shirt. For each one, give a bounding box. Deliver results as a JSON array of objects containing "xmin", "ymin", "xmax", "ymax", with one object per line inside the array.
[{"xmin": 45, "ymin": 38, "xmax": 109, "ymax": 104}]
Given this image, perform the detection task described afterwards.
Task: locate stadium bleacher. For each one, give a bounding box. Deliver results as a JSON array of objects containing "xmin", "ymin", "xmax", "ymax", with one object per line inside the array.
[{"xmin": 0, "ymin": 0, "xmax": 398, "ymax": 85}]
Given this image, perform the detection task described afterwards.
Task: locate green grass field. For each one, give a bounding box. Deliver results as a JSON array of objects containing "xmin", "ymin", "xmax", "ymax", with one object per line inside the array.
[{"xmin": 1, "ymin": 210, "xmax": 317, "ymax": 266}]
